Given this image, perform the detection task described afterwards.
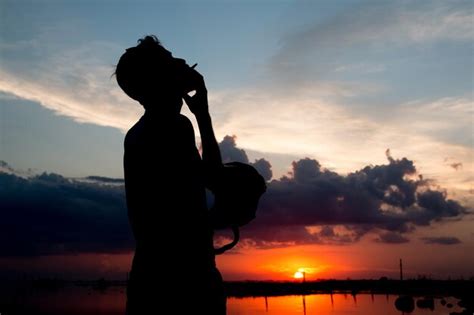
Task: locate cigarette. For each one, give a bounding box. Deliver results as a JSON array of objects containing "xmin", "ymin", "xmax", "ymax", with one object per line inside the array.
[{"xmin": 191, "ymin": 63, "xmax": 198, "ymax": 69}]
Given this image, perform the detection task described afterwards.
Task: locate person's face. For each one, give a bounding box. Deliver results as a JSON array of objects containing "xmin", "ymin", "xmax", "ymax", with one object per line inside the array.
[
  {"xmin": 168, "ymin": 56, "xmax": 198, "ymax": 95},
  {"xmin": 152, "ymin": 48, "xmax": 194, "ymax": 96}
]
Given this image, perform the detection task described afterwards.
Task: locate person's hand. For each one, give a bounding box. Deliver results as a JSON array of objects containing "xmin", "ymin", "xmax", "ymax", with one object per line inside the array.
[{"xmin": 182, "ymin": 69, "xmax": 209, "ymax": 117}]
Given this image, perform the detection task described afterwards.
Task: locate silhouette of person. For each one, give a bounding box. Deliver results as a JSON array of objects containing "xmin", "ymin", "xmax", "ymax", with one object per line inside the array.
[{"xmin": 115, "ymin": 35, "xmax": 226, "ymax": 314}]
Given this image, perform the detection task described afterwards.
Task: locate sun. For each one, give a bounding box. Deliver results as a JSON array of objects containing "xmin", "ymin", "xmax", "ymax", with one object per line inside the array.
[{"xmin": 293, "ymin": 267, "xmax": 308, "ymax": 280}]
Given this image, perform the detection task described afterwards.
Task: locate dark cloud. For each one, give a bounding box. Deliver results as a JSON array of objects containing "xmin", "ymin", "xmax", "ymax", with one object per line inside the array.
[
  {"xmin": 219, "ymin": 135, "xmax": 273, "ymax": 181},
  {"xmin": 450, "ymin": 162, "xmax": 462, "ymax": 170},
  {"xmin": 0, "ymin": 160, "xmax": 14, "ymax": 173},
  {"xmin": 233, "ymin": 224, "xmax": 361, "ymax": 249},
  {"xmin": 0, "ymin": 138, "xmax": 469, "ymax": 256},
  {"xmin": 292, "ymin": 158, "xmax": 321, "ymax": 183},
  {"xmin": 238, "ymin": 143, "xmax": 468, "ymax": 247},
  {"xmin": 252, "ymin": 158, "xmax": 273, "ymax": 182},
  {"xmin": 414, "ymin": 190, "xmax": 465, "ymax": 224},
  {"xmin": 0, "ymin": 172, "xmax": 132, "ymax": 257},
  {"xmin": 375, "ymin": 232, "xmax": 410, "ymax": 244},
  {"xmin": 420, "ymin": 236, "xmax": 461, "ymax": 245},
  {"xmin": 85, "ymin": 176, "xmax": 124, "ymax": 184},
  {"xmin": 219, "ymin": 135, "xmax": 249, "ymax": 163}
]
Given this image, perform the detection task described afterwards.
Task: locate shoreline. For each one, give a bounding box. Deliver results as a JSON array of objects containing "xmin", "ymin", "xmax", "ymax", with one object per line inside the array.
[{"xmin": 5, "ymin": 278, "xmax": 473, "ymax": 298}]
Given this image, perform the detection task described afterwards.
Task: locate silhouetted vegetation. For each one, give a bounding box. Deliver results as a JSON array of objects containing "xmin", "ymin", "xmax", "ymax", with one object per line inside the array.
[
  {"xmin": 17, "ymin": 277, "xmax": 474, "ymax": 298},
  {"xmin": 224, "ymin": 279, "xmax": 474, "ymax": 297}
]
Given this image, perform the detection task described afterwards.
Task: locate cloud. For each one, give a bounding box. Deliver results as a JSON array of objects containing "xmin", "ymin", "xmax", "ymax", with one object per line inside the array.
[
  {"xmin": 415, "ymin": 190, "xmax": 466, "ymax": 224},
  {"xmin": 334, "ymin": 63, "xmax": 386, "ymax": 74},
  {"xmin": 270, "ymin": 0, "xmax": 473, "ymax": 81},
  {"xmin": 236, "ymin": 142, "xmax": 469, "ymax": 248},
  {"xmin": 420, "ymin": 236, "xmax": 462, "ymax": 245},
  {"xmin": 252, "ymin": 159, "xmax": 273, "ymax": 182},
  {"xmin": 0, "ymin": 14, "xmax": 471, "ymax": 252},
  {"xmin": 0, "ymin": 26, "xmax": 471, "ymax": 201},
  {"xmin": 448, "ymin": 162, "xmax": 462, "ymax": 170},
  {"xmin": 211, "ymin": 88, "xmax": 473, "ymax": 209},
  {"xmin": 0, "ymin": 40, "xmax": 142, "ymax": 132},
  {"xmin": 219, "ymin": 135, "xmax": 249, "ymax": 163},
  {"xmin": 396, "ymin": 97, "xmax": 473, "ymax": 148},
  {"xmin": 219, "ymin": 135, "xmax": 273, "ymax": 181},
  {"xmin": 217, "ymin": 139, "xmax": 470, "ymax": 248},
  {"xmin": 0, "ymin": 161, "xmax": 15, "ymax": 174},
  {"xmin": 375, "ymin": 232, "xmax": 410, "ymax": 244},
  {"xmin": 84, "ymin": 176, "xmax": 124, "ymax": 185},
  {"xmin": 0, "ymin": 170, "xmax": 132, "ymax": 257},
  {"xmin": 0, "ymin": 133, "xmax": 469, "ymax": 256},
  {"xmin": 0, "ymin": 134, "xmax": 274, "ymax": 257}
]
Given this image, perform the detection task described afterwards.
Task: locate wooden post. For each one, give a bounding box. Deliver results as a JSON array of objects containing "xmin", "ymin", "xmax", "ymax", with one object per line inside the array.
[{"xmin": 400, "ymin": 258, "xmax": 403, "ymax": 281}]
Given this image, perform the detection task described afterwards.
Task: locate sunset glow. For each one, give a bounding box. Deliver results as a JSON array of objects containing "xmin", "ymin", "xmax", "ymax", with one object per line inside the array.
[{"xmin": 294, "ymin": 271, "xmax": 304, "ymax": 279}]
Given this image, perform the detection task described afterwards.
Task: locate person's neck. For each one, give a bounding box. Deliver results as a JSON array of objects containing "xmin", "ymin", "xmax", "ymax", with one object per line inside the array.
[
  {"xmin": 141, "ymin": 96, "xmax": 182, "ymax": 121},
  {"xmin": 143, "ymin": 107, "xmax": 180, "ymax": 121}
]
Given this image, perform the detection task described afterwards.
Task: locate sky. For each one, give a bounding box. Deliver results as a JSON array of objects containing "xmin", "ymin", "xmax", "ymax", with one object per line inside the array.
[{"xmin": 0, "ymin": 0, "xmax": 473, "ymax": 281}]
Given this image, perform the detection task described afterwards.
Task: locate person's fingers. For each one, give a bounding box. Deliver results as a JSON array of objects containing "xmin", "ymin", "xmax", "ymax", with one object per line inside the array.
[
  {"xmin": 190, "ymin": 68, "xmax": 204, "ymax": 80},
  {"xmin": 190, "ymin": 68, "xmax": 206, "ymax": 88}
]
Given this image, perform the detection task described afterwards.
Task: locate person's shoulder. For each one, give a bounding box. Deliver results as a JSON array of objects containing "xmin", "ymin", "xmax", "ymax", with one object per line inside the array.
[
  {"xmin": 176, "ymin": 114, "xmax": 197, "ymax": 142},
  {"xmin": 124, "ymin": 118, "xmax": 145, "ymax": 147}
]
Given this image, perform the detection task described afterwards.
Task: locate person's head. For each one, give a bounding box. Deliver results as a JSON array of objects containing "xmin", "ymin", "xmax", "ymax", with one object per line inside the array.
[{"xmin": 115, "ymin": 35, "xmax": 194, "ymax": 114}]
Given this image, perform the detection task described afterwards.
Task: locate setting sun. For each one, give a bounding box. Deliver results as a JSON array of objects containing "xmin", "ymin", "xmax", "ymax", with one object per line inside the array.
[{"xmin": 294, "ymin": 268, "xmax": 307, "ymax": 280}]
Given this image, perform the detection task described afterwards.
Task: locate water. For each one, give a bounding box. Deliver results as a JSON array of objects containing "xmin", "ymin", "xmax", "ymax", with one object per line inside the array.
[
  {"xmin": 3, "ymin": 286, "xmax": 465, "ymax": 314},
  {"xmin": 227, "ymin": 294, "xmax": 463, "ymax": 315}
]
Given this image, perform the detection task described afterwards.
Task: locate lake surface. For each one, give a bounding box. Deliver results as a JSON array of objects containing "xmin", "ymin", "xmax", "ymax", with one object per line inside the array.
[
  {"xmin": 227, "ymin": 294, "xmax": 462, "ymax": 315},
  {"xmin": 2, "ymin": 286, "xmax": 465, "ymax": 315}
]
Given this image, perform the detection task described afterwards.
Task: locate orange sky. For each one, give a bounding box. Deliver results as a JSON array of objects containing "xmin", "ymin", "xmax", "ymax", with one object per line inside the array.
[
  {"xmin": 3, "ymin": 218, "xmax": 471, "ymax": 281},
  {"xmin": 216, "ymin": 233, "xmax": 474, "ymax": 281}
]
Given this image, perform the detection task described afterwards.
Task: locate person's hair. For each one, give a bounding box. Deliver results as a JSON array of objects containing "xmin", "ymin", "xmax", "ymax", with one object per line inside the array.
[{"xmin": 114, "ymin": 35, "xmax": 173, "ymax": 104}]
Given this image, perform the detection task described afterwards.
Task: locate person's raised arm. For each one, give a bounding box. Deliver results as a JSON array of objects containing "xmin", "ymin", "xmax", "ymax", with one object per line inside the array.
[{"xmin": 182, "ymin": 71, "xmax": 222, "ymax": 187}]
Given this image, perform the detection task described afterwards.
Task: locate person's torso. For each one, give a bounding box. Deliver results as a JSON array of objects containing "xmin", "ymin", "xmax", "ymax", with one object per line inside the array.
[{"xmin": 123, "ymin": 113, "xmax": 214, "ymax": 272}]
